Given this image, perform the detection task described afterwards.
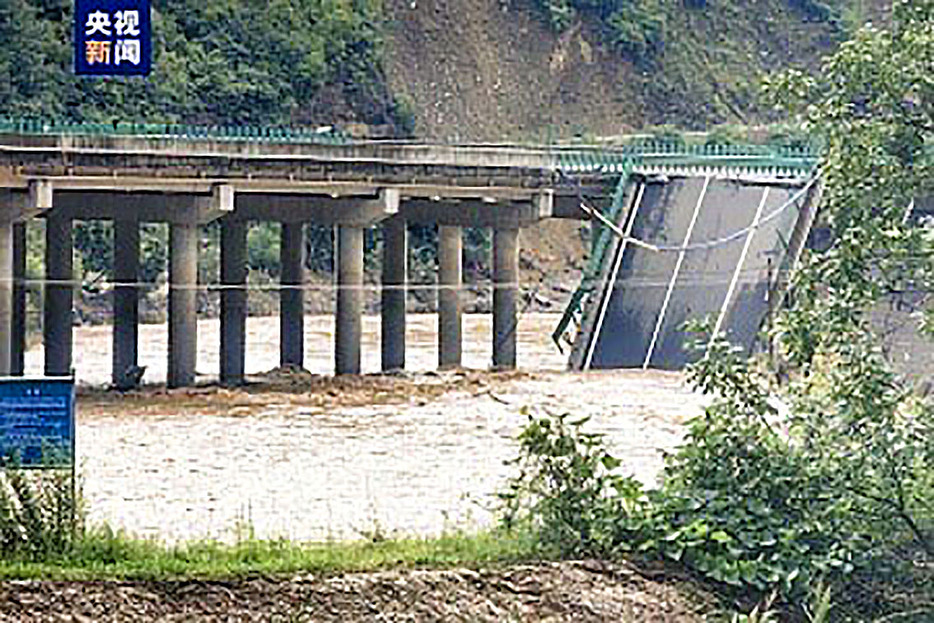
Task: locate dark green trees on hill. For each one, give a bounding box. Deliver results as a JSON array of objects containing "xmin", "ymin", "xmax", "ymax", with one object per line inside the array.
[
  {"xmin": 533, "ymin": 0, "xmax": 848, "ymax": 65},
  {"xmin": 0, "ymin": 0, "xmax": 389, "ymax": 126}
]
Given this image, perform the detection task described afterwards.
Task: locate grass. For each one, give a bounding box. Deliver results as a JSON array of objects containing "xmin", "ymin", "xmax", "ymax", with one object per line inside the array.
[{"xmin": 0, "ymin": 527, "xmax": 537, "ymax": 581}]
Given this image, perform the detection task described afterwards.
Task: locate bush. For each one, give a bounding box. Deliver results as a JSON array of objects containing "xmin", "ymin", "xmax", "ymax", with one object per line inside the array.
[
  {"xmin": 499, "ymin": 327, "xmax": 934, "ymax": 613},
  {"xmin": 499, "ymin": 409, "xmax": 647, "ymax": 558},
  {"xmin": 534, "ymin": 0, "xmax": 667, "ymax": 64},
  {"xmin": 0, "ymin": 466, "xmax": 81, "ymax": 561},
  {"xmin": 640, "ymin": 335, "xmax": 866, "ymax": 595}
]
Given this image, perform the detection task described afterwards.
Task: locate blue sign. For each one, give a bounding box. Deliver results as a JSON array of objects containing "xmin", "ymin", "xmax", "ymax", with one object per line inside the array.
[
  {"xmin": 74, "ymin": 0, "xmax": 151, "ymax": 76},
  {"xmin": 0, "ymin": 379, "xmax": 75, "ymax": 467}
]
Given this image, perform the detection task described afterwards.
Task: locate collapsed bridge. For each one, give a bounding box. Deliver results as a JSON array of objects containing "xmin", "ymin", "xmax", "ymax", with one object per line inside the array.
[
  {"xmin": 0, "ymin": 120, "xmax": 818, "ymax": 386},
  {"xmin": 554, "ymin": 147, "xmax": 820, "ymax": 370}
]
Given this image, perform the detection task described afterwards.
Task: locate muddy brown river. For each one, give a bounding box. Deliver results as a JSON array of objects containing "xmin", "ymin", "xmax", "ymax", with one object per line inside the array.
[{"xmin": 23, "ymin": 313, "xmax": 706, "ymax": 543}]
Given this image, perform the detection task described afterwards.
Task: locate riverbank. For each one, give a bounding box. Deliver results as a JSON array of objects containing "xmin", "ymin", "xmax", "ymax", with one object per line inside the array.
[{"xmin": 0, "ymin": 529, "xmax": 711, "ymax": 621}]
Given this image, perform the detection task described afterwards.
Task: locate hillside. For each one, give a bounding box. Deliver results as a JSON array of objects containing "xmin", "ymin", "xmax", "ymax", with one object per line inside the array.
[
  {"xmin": 382, "ymin": 0, "xmax": 885, "ymax": 142},
  {"xmin": 0, "ymin": 0, "xmax": 892, "ymax": 321},
  {"xmin": 0, "ymin": 0, "xmax": 890, "ymax": 138}
]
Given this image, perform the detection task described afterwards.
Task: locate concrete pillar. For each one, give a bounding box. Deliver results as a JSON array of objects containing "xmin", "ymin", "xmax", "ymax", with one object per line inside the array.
[
  {"xmin": 221, "ymin": 218, "xmax": 248, "ymax": 385},
  {"xmin": 0, "ymin": 219, "xmax": 12, "ymax": 375},
  {"xmin": 493, "ymin": 227, "xmax": 519, "ymax": 370},
  {"xmin": 381, "ymin": 216, "xmax": 407, "ymax": 372},
  {"xmin": 168, "ymin": 222, "xmax": 199, "ymax": 388},
  {"xmin": 112, "ymin": 219, "xmax": 139, "ymax": 387},
  {"xmin": 11, "ymin": 223, "xmax": 26, "ymax": 376},
  {"xmin": 336, "ymin": 225, "xmax": 364, "ymax": 375},
  {"xmin": 438, "ymin": 225, "xmax": 462, "ymax": 369},
  {"xmin": 44, "ymin": 214, "xmax": 73, "ymax": 377},
  {"xmin": 280, "ymin": 223, "xmax": 305, "ymax": 368}
]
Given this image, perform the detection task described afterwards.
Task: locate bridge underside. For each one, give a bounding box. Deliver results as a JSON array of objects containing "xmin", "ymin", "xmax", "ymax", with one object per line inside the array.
[{"xmin": 0, "ymin": 192, "xmax": 563, "ymax": 388}]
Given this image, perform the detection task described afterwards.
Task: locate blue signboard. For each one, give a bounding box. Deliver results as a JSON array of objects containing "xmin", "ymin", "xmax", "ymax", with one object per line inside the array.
[
  {"xmin": 74, "ymin": 0, "xmax": 151, "ymax": 76},
  {"xmin": 0, "ymin": 378, "xmax": 75, "ymax": 467}
]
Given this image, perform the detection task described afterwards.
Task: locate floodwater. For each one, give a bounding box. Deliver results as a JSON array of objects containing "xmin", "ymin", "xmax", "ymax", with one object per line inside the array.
[{"xmin": 23, "ymin": 313, "xmax": 706, "ymax": 543}]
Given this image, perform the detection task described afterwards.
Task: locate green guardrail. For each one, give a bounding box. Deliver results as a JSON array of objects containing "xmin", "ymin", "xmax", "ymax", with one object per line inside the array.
[
  {"xmin": 0, "ymin": 117, "xmax": 353, "ymax": 145},
  {"xmin": 552, "ymin": 141, "xmax": 819, "ymax": 175},
  {"xmin": 551, "ymin": 157, "xmax": 636, "ymax": 352}
]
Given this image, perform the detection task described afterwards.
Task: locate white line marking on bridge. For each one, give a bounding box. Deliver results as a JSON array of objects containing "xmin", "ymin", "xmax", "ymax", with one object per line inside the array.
[
  {"xmin": 642, "ymin": 175, "xmax": 710, "ymax": 370},
  {"xmin": 711, "ymin": 187, "xmax": 770, "ymax": 342}
]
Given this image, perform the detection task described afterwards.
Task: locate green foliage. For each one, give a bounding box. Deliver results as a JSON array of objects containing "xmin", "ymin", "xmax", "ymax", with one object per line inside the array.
[
  {"xmin": 505, "ymin": 5, "xmax": 934, "ymax": 618},
  {"xmin": 139, "ymin": 224, "xmax": 168, "ymax": 284},
  {"xmin": 532, "ymin": 0, "xmax": 848, "ymax": 71},
  {"xmin": 704, "ymin": 125, "xmax": 747, "ymax": 146},
  {"xmin": 763, "ymin": 0, "xmax": 934, "ymax": 556},
  {"xmin": 645, "ymin": 332, "xmax": 865, "ymax": 596},
  {"xmin": 0, "ymin": 529, "xmax": 534, "ymax": 580},
  {"xmin": 0, "ymin": 467, "xmax": 81, "ymax": 562},
  {"xmin": 73, "ymin": 221, "xmax": 113, "ymax": 278},
  {"xmin": 501, "ymin": 321, "xmax": 933, "ymax": 615},
  {"xmin": 534, "ymin": 0, "xmax": 667, "ymax": 64},
  {"xmin": 499, "ymin": 334, "xmax": 870, "ymax": 603},
  {"xmin": 391, "ymin": 93, "xmax": 417, "ymax": 138},
  {"xmin": 247, "ymin": 222, "xmax": 281, "ymax": 277},
  {"xmin": 305, "ymin": 225, "xmax": 335, "ymax": 274},
  {"xmin": 499, "ymin": 410, "xmax": 647, "ymax": 558},
  {"xmin": 788, "ymin": 0, "xmax": 839, "ymax": 22},
  {"xmin": 0, "ymin": 0, "xmax": 389, "ymax": 127},
  {"xmin": 604, "ymin": 2, "xmax": 665, "ymax": 61}
]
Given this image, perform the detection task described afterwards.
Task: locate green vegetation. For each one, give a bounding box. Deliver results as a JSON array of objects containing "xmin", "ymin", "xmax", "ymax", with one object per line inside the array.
[
  {"xmin": 534, "ymin": 0, "xmax": 666, "ymax": 61},
  {"xmin": 501, "ymin": 329, "xmax": 933, "ymax": 619},
  {"xmin": 0, "ymin": 527, "xmax": 533, "ymax": 581},
  {"xmin": 7, "ymin": 3, "xmax": 934, "ymax": 620},
  {"xmin": 0, "ymin": 467, "xmax": 80, "ymax": 562},
  {"xmin": 501, "ymin": 2, "xmax": 934, "ymax": 619},
  {"xmin": 529, "ymin": 1, "xmax": 870, "ymax": 128},
  {"xmin": 0, "ymin": 0, "xmax": 391, "ymax": 127},
  {"xmin": 532, "ymin": 0, "xmax": 853, "ymax": 63},
  {"xmin": 1, "ymin": 0, "xmax": 399, "ymax": 304}
]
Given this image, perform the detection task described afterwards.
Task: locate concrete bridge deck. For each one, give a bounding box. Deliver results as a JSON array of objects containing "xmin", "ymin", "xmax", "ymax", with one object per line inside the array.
[{"xmin": 0, "ymin": 126, "xmax": 817, "ymax": 388}]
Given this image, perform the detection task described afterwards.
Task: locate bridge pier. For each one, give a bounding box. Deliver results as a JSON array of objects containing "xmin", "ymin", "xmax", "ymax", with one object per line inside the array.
[
  {"xmin": 221, "ymin": 217, "xmax": 248, "ymax": 385},
  {"xmin": 438, "ymin": 225, "xmax": 463, "ymax": 369},
  {"xmin": 381, "ymin": 216, "xmax": 407, "ymax": 372},
  {"xmin": 44, "ymin": 213, "xmax": 73, "ymax": 377},
  {"xmin": 0, "ymin": 218, "xmax": 12, "ymax": 375},
  {"xmin": 112, "ymin": 219, "xmax": 139, "ymax": 388},
  {"xmin": 280, "ymin": 222, "xmax": 305, "ymax": 368},
  {"xmin": 168, "ymin": 221, "xmax": 199, "ymax": 388},
  {"xmin": 493, "ymin": 226, "xmax": 519, "ymax": 370},
  {"xmin": 11, "ymin": 222, "xmax": 26, "ymax": 376},
  {"xmin": 336, "ymin": 225, "xmax": 364, "ymax": 375}
]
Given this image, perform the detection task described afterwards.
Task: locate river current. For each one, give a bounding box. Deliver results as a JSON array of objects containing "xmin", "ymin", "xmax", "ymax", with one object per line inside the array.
[{"xmin": 23, "ymin": 313, "xmax": 705, "ymax": 543}]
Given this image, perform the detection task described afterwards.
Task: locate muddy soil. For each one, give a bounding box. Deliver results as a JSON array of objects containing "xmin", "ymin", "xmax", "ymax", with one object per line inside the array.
[{"xmin": 0, "ymin": 561, "xmax": 712, "ymax": 622}]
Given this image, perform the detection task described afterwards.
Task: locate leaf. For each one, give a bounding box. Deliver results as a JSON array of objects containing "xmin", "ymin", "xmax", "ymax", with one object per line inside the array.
[
  {"xmin": 710, "ymin": 530, "xmax": 733, "ymax": 544},
  {"xmin": 665, "ymin": 547, "xmax": 684, "ymax": 562}
]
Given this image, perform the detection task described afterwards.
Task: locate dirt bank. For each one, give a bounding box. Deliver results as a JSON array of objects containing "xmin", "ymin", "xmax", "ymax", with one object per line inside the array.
[
  {"xmin": 0, "ymin": 561, "xmax": 712, "ymax": 622},
  {"xmin": 382, "ymin": 0, "xmax": 850, "ymax": 141}
]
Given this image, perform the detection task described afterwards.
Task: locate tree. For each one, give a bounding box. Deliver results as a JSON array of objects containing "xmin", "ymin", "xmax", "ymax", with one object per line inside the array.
[{"xmin": 762, "ymin": 0, "xmax": 934, "ymax": 570}]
